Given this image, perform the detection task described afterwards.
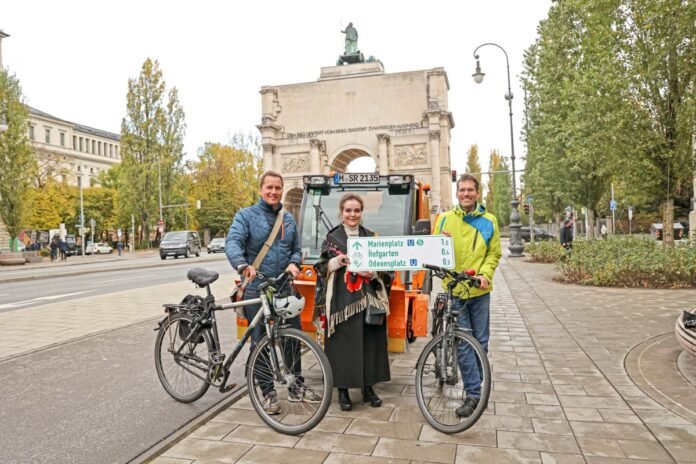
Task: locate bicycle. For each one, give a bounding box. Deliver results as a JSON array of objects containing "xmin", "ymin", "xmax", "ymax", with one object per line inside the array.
[
  {"xmin": 154, "ymin": 267, "xmax": 333, "ymax": 435},
  {"xmin": 414, "ymin": 264, "xmax": 491, "ymax": 434}
]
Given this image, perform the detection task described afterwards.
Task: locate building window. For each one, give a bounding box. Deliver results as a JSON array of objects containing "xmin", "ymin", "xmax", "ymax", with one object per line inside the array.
[
  {"xmin": 45, "ymin": 128, "xmax": 51, "ymax": 144},
  {"xmin": 78, "ymin": 165, "xmax": 82, "ymax": 172},
  {"xmin": 90, "ymin": 167, "xmax": 94, "ymax": 174},
  {"xmin": 73, "ymin": 136, "xmax": 77, "ymax": 149},
  {"xmin": 92, "ymin": 140, "xmax": 95, "ymax": 154},
  {"xmin": 115, "ymin": 146, "xmax": 119, "ymax": 158},
  {"xmin": 98, "ymin": 141, "xmax": 102, "ymax": 156},
  {"xmin": 109, "ymin": 144, "xmax": 113, "ymax": 156},
  {"xmin": 79, "ymin": 137, "xmax": 83, "ymax": 151},
  {"xmin": 60, "ymin": 132, "xmax": 65, "ymax": 147},
  {"xmin": 29, "ymin": 125, "xmax": 35, "ymax": 140}
]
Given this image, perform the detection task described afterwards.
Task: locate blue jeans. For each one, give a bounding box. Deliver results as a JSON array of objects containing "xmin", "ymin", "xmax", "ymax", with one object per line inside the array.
[
  {"xmin": 454, "ymin": 293, "xmax": 490, "ymax": 399},
  {"xmin": 244, "ymin": 287, "xmax": 302, "ymax": 396}
]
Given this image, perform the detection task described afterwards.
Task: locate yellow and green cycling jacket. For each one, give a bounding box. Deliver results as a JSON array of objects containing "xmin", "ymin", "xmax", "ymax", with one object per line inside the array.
[{"xmin": 433, "ymin": 203, "xmax": 502, "ymax": 299}]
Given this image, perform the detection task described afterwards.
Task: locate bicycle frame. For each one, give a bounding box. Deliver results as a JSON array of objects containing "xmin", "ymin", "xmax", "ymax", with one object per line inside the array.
[{"xmin": 170, "ymin": 280, "xmax": 285, "ymax": 394}]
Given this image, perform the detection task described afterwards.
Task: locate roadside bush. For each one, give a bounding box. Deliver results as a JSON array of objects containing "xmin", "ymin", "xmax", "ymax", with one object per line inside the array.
[
  {"xmin": 557, "ymin": 237, "xmax": 696, "ymax": 288},
  {"xmin": 525, "ymin": 241, "xmax": 565, "ymax": 263}
]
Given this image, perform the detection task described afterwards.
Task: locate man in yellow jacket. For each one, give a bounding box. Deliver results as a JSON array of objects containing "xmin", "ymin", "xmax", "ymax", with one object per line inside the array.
[{"xmin": 433, "ymin": 173, "xmax": 502, "ymax": 417}]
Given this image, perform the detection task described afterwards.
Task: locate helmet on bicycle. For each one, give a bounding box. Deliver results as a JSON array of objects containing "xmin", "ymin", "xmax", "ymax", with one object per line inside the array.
[{"xmin": 273, "ymin": 287, "xmax": 305, "ymax": 318}]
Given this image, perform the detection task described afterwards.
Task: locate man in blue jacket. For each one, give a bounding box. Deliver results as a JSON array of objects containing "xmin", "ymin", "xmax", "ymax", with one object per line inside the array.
[{"xmin": 226, "ymin": 170, "xmax": 316, "ymax": 414}]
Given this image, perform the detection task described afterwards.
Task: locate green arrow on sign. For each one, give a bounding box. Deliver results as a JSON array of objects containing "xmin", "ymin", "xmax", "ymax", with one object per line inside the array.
[{"xmin": 352, "ymin": 242, "xmax": 363, "ymax": 249}]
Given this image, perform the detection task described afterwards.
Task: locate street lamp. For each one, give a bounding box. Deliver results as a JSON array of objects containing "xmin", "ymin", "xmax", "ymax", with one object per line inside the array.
[{"xmin": 472, "ymin": 42, "xmax": 524, "ymax": 257}]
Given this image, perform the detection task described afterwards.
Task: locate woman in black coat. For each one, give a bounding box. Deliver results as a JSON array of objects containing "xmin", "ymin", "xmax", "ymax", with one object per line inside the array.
[{"xmin": 314, "ymin": 193, "xmax": 391, "ymax": 411}]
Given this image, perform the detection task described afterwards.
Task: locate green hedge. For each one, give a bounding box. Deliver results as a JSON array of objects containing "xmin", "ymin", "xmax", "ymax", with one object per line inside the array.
[
  {"xmin": 525, "ymin": 241, "xmax": 566, "ymax": 263},
  {"xmin": 556, "ymin": 237, "xmax": 696, "ymax": 288}
]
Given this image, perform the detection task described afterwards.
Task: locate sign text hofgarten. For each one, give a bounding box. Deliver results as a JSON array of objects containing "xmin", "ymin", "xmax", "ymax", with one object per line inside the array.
[{"xmin": 347, "ymin": 236, "xmax": 454, "ymax": 272}]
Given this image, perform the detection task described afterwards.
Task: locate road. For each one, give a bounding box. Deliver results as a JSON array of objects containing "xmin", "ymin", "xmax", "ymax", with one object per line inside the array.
[
  {"xmin": 0, "ymin": 254, "xmax": 231, "ymax": 312},
  {"xmin": 0, "ymin": 254, "xmax": 249, "ymax": 463}
]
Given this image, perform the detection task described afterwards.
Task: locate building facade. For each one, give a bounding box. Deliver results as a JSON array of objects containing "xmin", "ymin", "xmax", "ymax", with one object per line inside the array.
[
  {"xmin": 28, "ymin": 106, "xmax": 121, "ymax": 186},
  {"xmin": 0, "ymin": 107, "xmax": 121, "ymax": 248}
]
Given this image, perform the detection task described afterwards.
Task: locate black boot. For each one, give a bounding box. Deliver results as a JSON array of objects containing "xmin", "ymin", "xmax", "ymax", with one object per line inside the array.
[
  {"xmin": 362, "ymin": 385, "xmax": 382, "ymax": 407},
  {"xmin": 338, "ymin": 388, "xmax": 352, "ymax": 411}
]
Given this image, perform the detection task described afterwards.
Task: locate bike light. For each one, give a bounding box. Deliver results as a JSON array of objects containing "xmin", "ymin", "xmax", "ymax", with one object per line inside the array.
[{"xmin": 303, "ymin": 176, "xmax": 327, "ymax": 186}]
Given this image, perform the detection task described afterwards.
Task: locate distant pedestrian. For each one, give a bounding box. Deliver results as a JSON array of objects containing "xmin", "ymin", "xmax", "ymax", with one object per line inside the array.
[
  {"xmin": 49, "ymin": 236, "xmax": 58, "ymax": 262},
  {"xmin": 58, "ymin": 238, "xmax": 67, "ymax": 261},
  {"xmin": 601, "ymin": 223, "xmax": 608, "ymax": 240},
  {"xmin": 117, "ymin": 240, "xmax": 123, "ymax": 256}
]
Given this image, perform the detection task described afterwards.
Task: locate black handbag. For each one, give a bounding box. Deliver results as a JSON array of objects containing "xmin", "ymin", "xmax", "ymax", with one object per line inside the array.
[
  {"xmin": 683, "ymin": 311, "xmax": 696, "ymax": 330},
  {"xmin": 364, "ymin": 302, "xmax": 387, "ymax": 325}
]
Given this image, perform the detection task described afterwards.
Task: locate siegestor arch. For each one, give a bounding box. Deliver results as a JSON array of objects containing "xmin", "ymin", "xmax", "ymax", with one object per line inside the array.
[
  {"xmin": 284, "ymin": 187, "xmax": 304, "ymax": 223},
  {"xmin": 329, "ymin": 144, "xmax": 375, "ymax": 173}
]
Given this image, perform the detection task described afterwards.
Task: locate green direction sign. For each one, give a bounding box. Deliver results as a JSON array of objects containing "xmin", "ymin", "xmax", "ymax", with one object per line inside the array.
[{"xmin": 346, "ymin": 235, "xmax": 454, "ymax": 272}]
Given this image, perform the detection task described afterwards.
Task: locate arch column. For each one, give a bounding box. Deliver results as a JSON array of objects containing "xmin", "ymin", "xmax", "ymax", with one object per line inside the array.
[
  {"xmin": 429, "ymin": 130, "xmax": 441, "ymax": 212},
  {"xmin": 309, "ymin": 139, "xmax": 321, "ymax": 173},
  {"xmin": 262, "ymin": 143, "xmax": 276, "ymax": 171},
  {"xmin": 376, "ymin": 133, "xmax": 390, "ymax": 174}
]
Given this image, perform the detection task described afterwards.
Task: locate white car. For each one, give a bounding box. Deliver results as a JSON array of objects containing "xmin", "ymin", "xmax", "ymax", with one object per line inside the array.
[{"xmin": 86, "ymin": 242, "xmax": 113, "ymax": 254}]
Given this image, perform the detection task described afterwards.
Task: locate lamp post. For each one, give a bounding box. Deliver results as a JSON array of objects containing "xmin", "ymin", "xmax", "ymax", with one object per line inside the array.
[{"xmin": 472, "ymin": 42, "xmax": 524, "ymax": 257}]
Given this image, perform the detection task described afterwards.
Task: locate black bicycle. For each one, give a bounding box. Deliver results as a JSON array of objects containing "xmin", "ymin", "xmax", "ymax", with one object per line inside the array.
[
  {"xmin": 154, "ymin": 268, "xmax": 333, "ymax": 435},
  {"xmin": 414, "ymin": 264, "xmax": 491, "ymax": 433}
]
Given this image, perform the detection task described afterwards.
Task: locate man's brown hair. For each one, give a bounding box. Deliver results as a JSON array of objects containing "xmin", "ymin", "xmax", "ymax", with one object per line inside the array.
[
  {"xmin": 259, "ymin": 170, "xmax": 284, "ymax": 189},
  {"xmin": 457, "ymin": 173, "xmax": 480, "ymax": 192}
]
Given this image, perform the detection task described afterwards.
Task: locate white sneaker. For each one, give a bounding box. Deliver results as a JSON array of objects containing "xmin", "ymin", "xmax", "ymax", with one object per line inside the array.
[
  {"xmin": 262, "ymin": 390, "xmax": 281, "ymax": 415},
  {"xmin": 288, "ymin": 385, "xmax": 322, "ymax": 404}
]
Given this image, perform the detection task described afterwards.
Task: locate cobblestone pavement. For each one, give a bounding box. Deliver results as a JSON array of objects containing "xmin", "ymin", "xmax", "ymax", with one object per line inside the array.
[{"xmin": 149, "ymin": 257, "xmax": 696, "ymax": 464}]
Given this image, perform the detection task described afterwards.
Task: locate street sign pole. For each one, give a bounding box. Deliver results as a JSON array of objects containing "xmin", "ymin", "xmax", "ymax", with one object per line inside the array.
[
  {"xmin": 611, "ymin": 183, "xmax": 616, "ymax": 234},
  {"xmin": 79, "ymin": 176, "xmax": 85, "ymax": 257}
]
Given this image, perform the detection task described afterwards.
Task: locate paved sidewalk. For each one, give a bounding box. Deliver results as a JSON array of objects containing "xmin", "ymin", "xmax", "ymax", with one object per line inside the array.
[{"xmin": 148, "ymin": 257, "xmax": 696, "ymax": 464}]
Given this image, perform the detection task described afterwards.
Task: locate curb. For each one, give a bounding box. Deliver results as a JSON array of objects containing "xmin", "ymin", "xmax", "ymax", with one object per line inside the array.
[{"xmin": 128, "ymin": 386, "xmax": 248, "ymax": 464}]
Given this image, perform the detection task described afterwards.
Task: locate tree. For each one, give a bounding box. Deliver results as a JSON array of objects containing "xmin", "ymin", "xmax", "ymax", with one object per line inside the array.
[
  {"xmin": 465, "ymin": 145, "xmax": 482, "ymax": 187},
  {"xmin": 24, "ymin": 180, "xmax": 76, "ymax": 230},
  {"xmin": 192, "ymin": 142, "xmax": 259, "ymax": 238},
  {"xmin": 486, "ymin": 150, "xmax": 512, "ymax": 226},
  {"xmin": 120, "ymin": 59, "xmax": 186, "ymax": 246},
  {"xmin": 615, "ymin": 0, "xmax": 696, "ymax": 247},
  {"xmin": 523, "ymin": 0, "xmax": 630, "ymax": 238},
  {"xmin": 0, "ymin": 71, "xmax": 36, "ymax": 251}
]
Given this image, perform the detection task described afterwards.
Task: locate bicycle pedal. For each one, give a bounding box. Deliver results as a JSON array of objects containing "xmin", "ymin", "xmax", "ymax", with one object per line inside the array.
[{"xmin": 219, "ymin": 383, "xmax": 237, "ymax": 393}]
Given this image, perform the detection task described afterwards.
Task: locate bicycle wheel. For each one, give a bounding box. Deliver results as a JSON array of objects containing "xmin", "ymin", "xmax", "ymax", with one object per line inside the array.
[
  {"xmin": 246, "ymin": 328, "xmax": 333, "ymax": 435},
  {"xmin": 155, "ymin": 312, "xmax": 212, "ymax": 403},
  {"xmin": 415, "ymin": 330, "xmax": 491, "ymax": 433}
]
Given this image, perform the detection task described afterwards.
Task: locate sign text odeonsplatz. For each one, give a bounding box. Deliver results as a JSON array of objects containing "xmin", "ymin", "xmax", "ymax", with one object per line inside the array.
[{"xmin": 346, "ymin": 236, "xmax": 454, "ymax": 272}]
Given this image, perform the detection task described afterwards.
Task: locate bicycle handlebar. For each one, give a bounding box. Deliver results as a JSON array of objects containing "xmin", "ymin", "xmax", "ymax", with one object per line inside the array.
[{"xmin": 423, "ymin": 264, "xmax": 481, "ymax": 288}]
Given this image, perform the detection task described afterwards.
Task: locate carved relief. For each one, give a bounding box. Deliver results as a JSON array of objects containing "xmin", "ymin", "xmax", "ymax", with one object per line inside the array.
[
  {"xmin": 391, "ymin": 144, "xmax": 428, "ymax": 168},
  {"xmin": 376, "ymin": 133, "xmax": 390, "ymax": 143},
  {"xmin": 262, "ymin": 143, "xmax": 276, "ymax": 154},
  {"xmin": 429, "ymin": 130, "xmax": 441, "ymax": 141},
  {"xmin": 282, "ymin": 153, "xmax": 310, "ymax": 173}
]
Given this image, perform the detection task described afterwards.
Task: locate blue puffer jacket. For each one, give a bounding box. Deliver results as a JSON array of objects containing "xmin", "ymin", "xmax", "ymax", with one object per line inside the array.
[{"xmin": 225, "ymin": 199, "xmax": 302, "ymax": 290}]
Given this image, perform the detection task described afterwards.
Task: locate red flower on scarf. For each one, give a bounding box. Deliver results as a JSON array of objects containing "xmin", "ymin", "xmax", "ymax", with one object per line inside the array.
[{"xmin": 344, "ymin": 271, "xmax": 367, "ymax": 292}]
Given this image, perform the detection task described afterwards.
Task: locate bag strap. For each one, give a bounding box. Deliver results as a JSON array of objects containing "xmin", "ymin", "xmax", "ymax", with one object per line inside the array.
[{"xmin": 239, "ymin": 209, "xmax": 284, "ymax": 293}]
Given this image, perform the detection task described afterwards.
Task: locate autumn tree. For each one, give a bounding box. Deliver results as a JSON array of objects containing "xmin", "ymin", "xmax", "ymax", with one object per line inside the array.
[
  {"xmin": 120, "ymin": 58, "xmax": 186, "ymax": 247},
  {"xmin": 465, "ymin": 145, "xmax": 482, "ymax": 187},
  {"xmin": 0, "ymin": 70, "xmax": 36, "ymax": 251},
  {"xmin": 486, "ymin": 150, "xmax": 512, "ymax": 226},
  {"xmin": 192, "ymin": 142, "xmax": 259, "ymax": 238}
]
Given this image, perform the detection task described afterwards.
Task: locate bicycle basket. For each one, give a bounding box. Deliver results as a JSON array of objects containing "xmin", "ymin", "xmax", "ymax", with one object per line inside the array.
[
  {"xmin": 273, "ymin": 284, "xmax": 305, "ymax": 319},
  {"xmin": 177, "ymin": 294, "xmax": 205, "ymax": 344}
]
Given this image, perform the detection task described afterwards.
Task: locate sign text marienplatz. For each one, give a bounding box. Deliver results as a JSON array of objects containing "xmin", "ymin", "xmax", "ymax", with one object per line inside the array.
[{"xmin": 347, "ymin": 236, "xmax": 454, "ymax": 272}]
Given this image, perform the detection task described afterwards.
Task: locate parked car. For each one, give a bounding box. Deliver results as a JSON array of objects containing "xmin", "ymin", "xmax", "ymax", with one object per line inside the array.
[
  {"xmin": 159, "ymin": 230, "xmax": 201, "ymax": 260},
  {"xmin": 207, "ymin": 237, "xmax": 225, "ymax": 254},
  {"xmin": 86, "ymin": 242, "xmax": 113, "ymax": 254},
  {"xmin": 65, "ymin": 235, "xmax": 78, "ymax": 256},
  {"xmin": 519, "ymin": 226, "xmax": 555, "ymax": 243}
]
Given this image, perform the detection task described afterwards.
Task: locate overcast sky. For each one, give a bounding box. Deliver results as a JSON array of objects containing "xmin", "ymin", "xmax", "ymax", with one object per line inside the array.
[{"xmin": 3, "ymin": 0, "xmax": 551, "ymax": 186}]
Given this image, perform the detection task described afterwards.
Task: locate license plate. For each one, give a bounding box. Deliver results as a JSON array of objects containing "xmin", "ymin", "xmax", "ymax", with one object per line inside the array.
[{"xmin": 333, "ymin": 173, "xmax": 380, "ymax": 184}]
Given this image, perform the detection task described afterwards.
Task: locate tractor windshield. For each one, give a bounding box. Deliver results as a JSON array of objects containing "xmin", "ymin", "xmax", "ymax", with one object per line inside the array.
[{"xmin": 299, "ymin": 185, "xmax": 412, "ymax": 263}]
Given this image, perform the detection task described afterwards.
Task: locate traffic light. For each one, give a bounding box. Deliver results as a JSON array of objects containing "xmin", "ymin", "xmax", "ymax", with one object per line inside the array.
[
  {"xmin": 523, "ymin": 204, "xmax": 529, "ymax": 214},
  {"xmin": 451, "ymin": 170, "xmax": 457, "ymax": 182}
]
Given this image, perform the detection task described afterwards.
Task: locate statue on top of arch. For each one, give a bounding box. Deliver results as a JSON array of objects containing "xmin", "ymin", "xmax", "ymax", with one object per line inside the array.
[{"xmin": 337, "ymin": 22, "xmax": 383, "ymax": 67}]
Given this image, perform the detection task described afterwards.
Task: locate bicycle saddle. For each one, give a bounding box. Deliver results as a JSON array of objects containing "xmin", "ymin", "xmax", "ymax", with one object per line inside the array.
[{"xmin": 187, "ymin": 268, "xmax": 219, "ymax": 286}]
